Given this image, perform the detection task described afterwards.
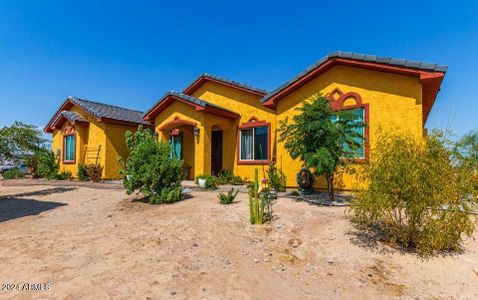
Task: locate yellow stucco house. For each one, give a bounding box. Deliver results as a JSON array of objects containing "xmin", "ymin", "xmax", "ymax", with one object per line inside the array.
[
  {"xmin": 46, "ymin": 51, "xmax": 446, "ymax": 189},
  {"xmin": 44, "ymin": 96, "xmax": 152, "ymax": 179}
]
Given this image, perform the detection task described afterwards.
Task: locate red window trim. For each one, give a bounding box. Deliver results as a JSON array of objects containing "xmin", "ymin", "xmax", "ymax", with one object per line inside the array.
[
  {"xmin": 62, "ymin": 133, "xmax": 76, "ymax": 164},
  {"xmin": 327, "ymin": 88, "xmax": 369, "ymax": 162},
  {"xmin": 236, "ymin": 116, "xmax": 271, "ymax": 165}
]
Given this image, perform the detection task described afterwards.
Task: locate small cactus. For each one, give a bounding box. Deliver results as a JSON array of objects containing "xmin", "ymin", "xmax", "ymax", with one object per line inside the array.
[{"xmin": 248, "ymin": 168, "xmax": 265, "ymax": 225}]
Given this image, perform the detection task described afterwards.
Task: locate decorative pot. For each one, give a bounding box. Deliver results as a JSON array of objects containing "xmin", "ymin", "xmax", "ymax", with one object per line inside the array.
[{"xmin": 198, "ymin": 178, "xmax": 206, "ymax": 189}]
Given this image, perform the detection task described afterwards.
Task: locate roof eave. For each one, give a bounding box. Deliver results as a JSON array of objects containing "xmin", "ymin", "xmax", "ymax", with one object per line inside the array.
[
  {"xmin": 183, "ymin": 74, "xmax": 267, "ymax": 97},
  {"xmin": 261, "ymin": 57, "xmax": 447, "ymax": 110}
]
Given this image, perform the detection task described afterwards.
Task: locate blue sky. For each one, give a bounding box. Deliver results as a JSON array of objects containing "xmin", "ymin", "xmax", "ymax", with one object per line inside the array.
[{"xmin": 0, "ymin": 0, "xmax": 477, "ymax": 139}]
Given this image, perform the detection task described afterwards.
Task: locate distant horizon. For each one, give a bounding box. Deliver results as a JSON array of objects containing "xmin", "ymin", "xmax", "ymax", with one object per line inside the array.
[{"xmin": 1, "ymin": 0, "xmax": 476, "ymax": 139}]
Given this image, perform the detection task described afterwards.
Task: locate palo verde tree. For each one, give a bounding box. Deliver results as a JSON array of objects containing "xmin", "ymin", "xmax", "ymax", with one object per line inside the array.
[
  {"xmin": 0, "ymin": 121, "xmax": 48, "ymax": 164},
  {"xmin": 278, "ymin": 94, "xmax": 364, "ymax": 201},
  {"xmin": 453, "ymin": 129, "xmax": 478, "ymax": 170}
]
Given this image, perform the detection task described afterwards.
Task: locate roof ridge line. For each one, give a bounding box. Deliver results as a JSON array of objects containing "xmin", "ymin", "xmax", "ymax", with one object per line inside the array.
[
  {"xmin": 69, "ymin": 96, "xmax": 145, "ymax": 114},
  {"xmin": 261, "ymin": 50, "xmax": 448, "ymax": 103}
]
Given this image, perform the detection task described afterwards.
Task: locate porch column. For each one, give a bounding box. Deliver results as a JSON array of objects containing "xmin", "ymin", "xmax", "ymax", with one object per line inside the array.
[{"xmin": 194, "ymin": 124, "xmax": 209, "ymax": 177}]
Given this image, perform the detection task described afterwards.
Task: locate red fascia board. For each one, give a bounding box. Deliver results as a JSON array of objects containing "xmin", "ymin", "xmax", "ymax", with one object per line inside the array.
[{"xmin": 262, "ymin": 58, "xmax": 446, "ymax": 114}]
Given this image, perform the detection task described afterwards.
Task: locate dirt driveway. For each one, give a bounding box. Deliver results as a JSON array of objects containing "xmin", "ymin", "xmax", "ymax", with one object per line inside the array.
[{"xmin": 0, "ymin": 181, "xmax": 477, "ymax": 299}]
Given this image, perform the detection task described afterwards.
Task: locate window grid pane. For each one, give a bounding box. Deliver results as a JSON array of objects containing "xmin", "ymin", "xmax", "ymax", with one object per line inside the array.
[
  {"xmin": 65, "ymin": 135, "xmax": 75, "ymax": 161},
  {"xmin": 240, "ymin": 129, "xmax": 253, "ymax": 160},
  {"xmin": 240, "ymin": 126, "xmax": 268, "ymax": 161},
  {"xmin": 254, "ymin": 126, "xmax": 268, "ymax": 160}
]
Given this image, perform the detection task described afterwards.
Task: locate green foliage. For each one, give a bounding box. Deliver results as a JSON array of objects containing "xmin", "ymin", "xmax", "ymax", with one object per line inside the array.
[
  {"xmin": 77, "ymin": 163, "xmax": 90, "ymax": 181},
  {"xmin": 120, "ymin": 126, "xmax": 183, "ymax": 204},
  {"xmin": 453, "ymin": 130, "xmax": 478, "ymax": 171},
  {"xmin": 217, "ymin": 169, "xmax": 244, "ymax": 185},
  {"xmin": 0, "ymin": 121, "xmax": 48, "ymax": 164},
  {"xmin": 37, "ymin": 150, "xmax": 59, "ymax": 179},
  {"xmin": 351, "ymin": 130, "xmax": 478, "ymax": 255},
  {"xmin": 2, "ymin": 168, "xmax": 25, "ymax": 179},
  {"xmin": 25, "ymin": 155, "xmax": 39, "ymax": 178},
  {"xmin": 55, "ymin": 171, "xmax": 72, "ymax": 180},
  {"xmin": 86, "ymin": 163, "xmax": 103, "ymax": 182},
  {"xmin": 248, "ymin": 168, "xmax": 265, "ymax": 224},
  {"xmin": 267, "ymin": 159, "xmax": 287, "ymax": 192},
  {"xmin": 218, "ymin": 188, "xmax": 239, "ymax": 204},
  {"xmin": 278, "ymin": 94, "xmax": 363, "ymax": 201},
  {"xmin": 195, "ymin": 174, "xmax": 218, "ymax": 190}
]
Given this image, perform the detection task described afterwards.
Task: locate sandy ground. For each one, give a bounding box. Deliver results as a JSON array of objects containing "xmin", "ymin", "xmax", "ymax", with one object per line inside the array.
[{"xmin": 0, "ymin": 181, "xmax": 477, "ymax": 299}]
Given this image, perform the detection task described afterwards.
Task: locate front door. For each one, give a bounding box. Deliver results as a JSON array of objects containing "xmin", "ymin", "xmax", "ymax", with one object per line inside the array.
[
  {"xmin": 170, "ymin": 133, "xmax": 182, "ymax": 159},
  {"xmin": 211, "ymin": 130, "xmax": 223, "ymax": 175}
]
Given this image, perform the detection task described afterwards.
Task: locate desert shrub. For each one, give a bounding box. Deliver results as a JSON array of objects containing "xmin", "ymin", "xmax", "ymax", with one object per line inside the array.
[
  {"xmin": 215, "ymin": 170, "xmax": 244, "ymax": 185},
  {"xmin": 55, "ymin": 170, "xmax": 72, "ymax": 180},
  {"xmin": 195, "ymin": 174, "xmax": 218, "ymax": 190},
  {"xmin": 218, "ymin": 188, "xmax": 239, "ymax": 204},
  {"xmin": 25, "ymin": 155, "xmax": 39, "ymax": 178},
  {"xmin": 86, "ymin": 163, "xmax": 103, "ymax": 182},
  {"xmin": 77, "ymin": 163, "xmax": 90, "ymax": 181},
  {"xmin": 351, "ymin": 130, "xmax": 478, "ymax": 255},
  {"xmin": 120, "ymin": 126, "xmax": 183, "ymax": 204},
  {"xmin": 37, "ymin": 150, "xmax": 59, "ymax": 179},
  {"xmin": 229, "ymin": 175, "xmax": 244, "ymax": 185},
  {"xmin": 267, "ymin": 159, "xmax": 287, "ymax": 192},
  {"xmin": 2, "ymin": 168, "xmax": 25, "ymax": 179}
]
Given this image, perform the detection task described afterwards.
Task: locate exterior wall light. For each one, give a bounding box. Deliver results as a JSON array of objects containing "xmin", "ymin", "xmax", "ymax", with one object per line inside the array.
[{"xmin": 193, "ymin": 127, "xmax": 200, "ymax": 137}]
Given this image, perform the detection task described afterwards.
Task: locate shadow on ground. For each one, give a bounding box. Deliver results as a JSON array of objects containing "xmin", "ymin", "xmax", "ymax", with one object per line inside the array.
[
  {"xmin": 0, "ymin": 186, "xmax": 77, "ymax": 198},
  {"xmin": 0, "ymin": 198, "xmax": 67, "ymax": 222}
]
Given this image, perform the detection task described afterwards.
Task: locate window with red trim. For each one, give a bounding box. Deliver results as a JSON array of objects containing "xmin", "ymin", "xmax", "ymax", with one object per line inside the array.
[
  {"xmin": 63, "ymin": 134, "xmax": 75, "ymax": 162},
  {"xmin": 239, "ymin": 126, "xmax": 268, "ymax": 161},
  {"xmin": 331, "ymin": 107, "xmax": 365, "ymax": 159}
]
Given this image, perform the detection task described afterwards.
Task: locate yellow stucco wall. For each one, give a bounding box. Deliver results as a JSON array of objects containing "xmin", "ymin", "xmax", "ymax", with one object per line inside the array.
[
  {"xmin": 52, "ymin": 106, "xmax": 107, "ymax": 177},
  {"xmin": 190, "ymin": 81, "xmax": 277, "ymax": 180},
  {"xmin": 276, "ymin": 65, "xmax": 423, "ymax": 190},
  {"xmin": 50, "ymin": 105, "xmax": 138, "ymax": 179},
  {"xmin": 104, "ymin": 123, "xmax": 138, "ymax": 179}
]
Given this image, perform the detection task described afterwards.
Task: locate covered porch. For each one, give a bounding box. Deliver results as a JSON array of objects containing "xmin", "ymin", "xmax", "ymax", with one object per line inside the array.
[{"xmin": 144, "ymin": 92, "xmax": 240, "ymax": 179}]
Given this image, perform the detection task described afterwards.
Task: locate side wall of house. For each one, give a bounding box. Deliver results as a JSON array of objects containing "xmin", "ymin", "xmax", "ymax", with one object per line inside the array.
[
  {"xmin": 52, "ymin": 106, "xmax": 107, "ymax": 178},
  {"xmin": 276, "ymin": 65, "xmax": 423, "ymax": 190},
  {"xmin": 104, "ymin": 123, "xmax": 137, "ymax": 179}
]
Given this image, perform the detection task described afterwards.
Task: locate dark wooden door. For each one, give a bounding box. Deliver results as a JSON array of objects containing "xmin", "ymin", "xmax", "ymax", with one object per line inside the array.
[{"xmin": 211, "ymin": 130, "xmax": 223, "ymax": 175}]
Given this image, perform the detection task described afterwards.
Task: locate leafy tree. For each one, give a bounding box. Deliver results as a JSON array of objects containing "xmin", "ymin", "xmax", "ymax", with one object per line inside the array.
[
  {"xmin": 0, "ymin": 121, "xmax": 48, "ymax": 164},
  {"xmin": 120, "ymin": 126, "xmax": 183, "ymax": 204},
  {"xmin": 453, "ymin": 130, "xmax": 478, "ymax": 170},
  {"xmin": 351, "ymin": 130, "xmax": 477, "ymax": 255},
  {"xmin": 278, "ymin": 94, "xmax": 364, "ymax": 201}
]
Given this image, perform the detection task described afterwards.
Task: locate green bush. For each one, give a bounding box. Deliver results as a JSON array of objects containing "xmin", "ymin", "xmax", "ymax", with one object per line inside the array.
[
  {"xmin": 218, "ymin": 188, "xmax": 239, "ymax": 204},
  {"xmin": 351, "ymin": 130, "xmax": 478, "ymax": 255},
  {"xmin": 77, "ymin": 163, "xmax": 90, "ymax": 181},
  {"xmin": 2, "ymin": 168, "xmax": 25, "ymax": 179},
  {"xmin": 195, "ymin": 174, "xmax": 218, "ymax": 190},
  {"xmin": 37, "ymin": 150, "xmax": 59, "ymax": 179},
  {"xmin": 120, "ymin": 126, "xmax": 183, "ymax": 204},
  {"xmin": 25, "ymin": 155, "xmax": 39, "ymax": 178},
  {"xmin": 55, "ymin": 171, "xmax": 72, "ymax": 180},
  {"xmin": 215, "ymin": 170, "xmax": 244, "ymax": 185},
  {"xmin": 267, "ymin": 159, "xmax": 287, "ymax": 192}
]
